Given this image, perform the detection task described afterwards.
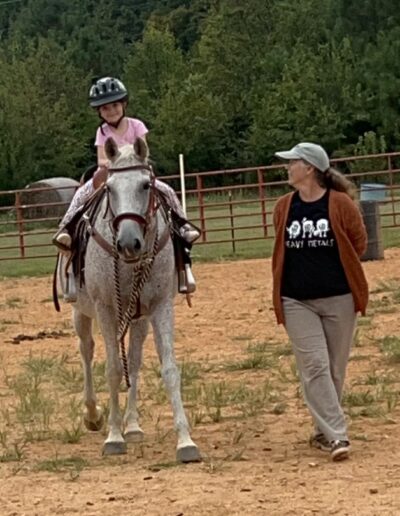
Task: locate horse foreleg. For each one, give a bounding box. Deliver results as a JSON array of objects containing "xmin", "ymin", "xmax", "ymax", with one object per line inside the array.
[
  {"xmin": 151, "ymin": 304, "xmax": 201, "ymax": 463},
  {"xmin": 73, "ymin": 309, "xmax": 104, "ymax": 431},
  {"xmin": 124, "ymin": 319, "xmax": 148, "ymax": 442},
  {"xmin": 96, "ymin": 304, "xmax": 126, "ymax": 455}
]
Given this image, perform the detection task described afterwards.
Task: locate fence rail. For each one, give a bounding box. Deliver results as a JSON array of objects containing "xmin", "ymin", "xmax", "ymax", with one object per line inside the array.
[{"xmin": 1, "ymin": 152, "xmax": 400, "ymax": 262}]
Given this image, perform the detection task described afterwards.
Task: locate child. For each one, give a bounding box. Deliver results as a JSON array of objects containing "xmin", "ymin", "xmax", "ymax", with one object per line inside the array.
[{"xmin": 53, "ymin": 77, "xmax": 199, "ymax": 292}]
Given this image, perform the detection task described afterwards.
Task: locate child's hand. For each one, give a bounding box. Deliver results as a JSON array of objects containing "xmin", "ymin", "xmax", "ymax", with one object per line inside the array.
[{"xmin": 93, "ymin": 165, "xmax": 108, "ymax": 189}]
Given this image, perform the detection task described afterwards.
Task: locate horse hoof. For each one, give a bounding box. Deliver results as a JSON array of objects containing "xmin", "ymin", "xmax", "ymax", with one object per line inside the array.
[
  {"xmin": 124, "ymin": 429, "xmax": 145, "ymax": 443},
  {"xmin": 102, "ymin": 441, "xmax": 127, "ymax": 456},
  {"xmin": 84, "ymin": 414, "xmax": 104, "ymax": 432},
  {"xmin": 176, "ymin": 445, "xmax": 202, "ymax": 463}
]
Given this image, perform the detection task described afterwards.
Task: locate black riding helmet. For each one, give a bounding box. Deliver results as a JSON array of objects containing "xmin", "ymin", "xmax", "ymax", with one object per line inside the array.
[{"xmin": 88, "ymin": 77, "xmax": 128, "ymax": 108}]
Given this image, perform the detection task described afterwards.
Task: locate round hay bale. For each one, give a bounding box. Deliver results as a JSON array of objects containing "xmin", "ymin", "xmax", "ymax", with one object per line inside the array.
[{"xmin": 21, "ymin": 177, "xmax": 79, "ymax": 221}]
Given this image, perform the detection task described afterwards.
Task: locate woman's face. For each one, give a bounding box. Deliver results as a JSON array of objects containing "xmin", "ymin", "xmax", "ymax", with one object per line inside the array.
[
  {"xmin": 98, "ymin": 102, "xmax": 124, "ymax": 124},
  {"xmin": 286, "ymin": 159, "xmax": 313, "ymax": 187}
]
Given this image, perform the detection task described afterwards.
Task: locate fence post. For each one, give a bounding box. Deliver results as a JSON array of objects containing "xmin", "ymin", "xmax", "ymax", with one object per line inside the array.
[
  {"xmin": 196, "ymin": 175, "xmax": 206, "ymax": 242},
  {"xmin": 388, "ymin": 155, "xmax": 396, "ymax": 226},
  {"xmin": 15, "ymin": 192, "xmax": 25, "ymax": 258},
  {"xmin": 179, "ymin": 153, "xmax": 187, "ymax": 216},
  {"xmin": 228, "ymin": 189, "xmax": 236, "ymax": 253},
  {"xmin": 257, "ymin": 168, "xmax": 267, "ymax": 237}
]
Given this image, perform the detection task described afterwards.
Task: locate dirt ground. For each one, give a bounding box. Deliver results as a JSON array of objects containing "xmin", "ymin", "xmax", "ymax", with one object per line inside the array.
[{"xmin": 1, "ymin": 251, "xmax": 400, "ymax": 515}]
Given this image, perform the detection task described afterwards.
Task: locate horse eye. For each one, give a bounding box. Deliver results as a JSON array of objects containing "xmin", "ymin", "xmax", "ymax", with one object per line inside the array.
[{"xmin": 143, "ymin": 181, "xmax": 151, "ymax": 191}]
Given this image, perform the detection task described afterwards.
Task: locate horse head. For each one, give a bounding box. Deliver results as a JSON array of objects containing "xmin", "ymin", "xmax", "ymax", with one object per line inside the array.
[{"xmin": 105, "ymin": 137, "xmax": 157, "ymax": 263}]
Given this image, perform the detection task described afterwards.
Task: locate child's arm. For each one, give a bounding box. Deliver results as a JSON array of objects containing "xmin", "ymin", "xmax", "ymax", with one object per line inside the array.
[
  {"xmin": 92, "ymin": 164, "xmax": 108, "ymax": 189},
  {"xmin": 97, "ymin": 145, "xmax": 108, "ymax": 167}
]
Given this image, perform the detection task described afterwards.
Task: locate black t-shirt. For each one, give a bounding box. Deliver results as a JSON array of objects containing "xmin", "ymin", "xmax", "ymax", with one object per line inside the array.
[{"xmin": 281, "ymin": 190, "xmax": 350, "ymax": 300}]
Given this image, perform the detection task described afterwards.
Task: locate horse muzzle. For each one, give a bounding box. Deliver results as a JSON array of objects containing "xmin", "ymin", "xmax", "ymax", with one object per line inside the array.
[{"xmin": 115, "ymin": 218, "xmax": 146, "ymax": 263}]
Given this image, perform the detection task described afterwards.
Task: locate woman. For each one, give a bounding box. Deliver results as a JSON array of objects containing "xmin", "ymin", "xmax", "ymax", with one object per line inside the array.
[
  {"xmin": 271, "ymin": 142, "xmax": 369, "ymax": 461},
  {"xmin": 53, "ymin": 77, "xmax": 198, "ymax": 293}
]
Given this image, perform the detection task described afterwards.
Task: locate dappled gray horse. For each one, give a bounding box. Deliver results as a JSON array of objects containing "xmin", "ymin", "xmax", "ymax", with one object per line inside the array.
[{"xmin": 66, "ymin": 137, "xmax": 200, "ymax": 461}]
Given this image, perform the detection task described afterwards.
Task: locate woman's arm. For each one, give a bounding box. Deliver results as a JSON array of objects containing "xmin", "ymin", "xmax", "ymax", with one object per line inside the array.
[{"xmin": 343, "ymin": 199, "xmax": 368, "ymax": 257}]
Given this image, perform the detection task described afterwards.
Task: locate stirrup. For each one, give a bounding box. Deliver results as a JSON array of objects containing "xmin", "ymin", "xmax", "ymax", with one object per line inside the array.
[
  {"xmin": 180, "ymin": 223, "xmax": 200, "ymax": 244},
  {"xmin": 52, "ymin": 231, "xmax": 72, "ymax": 254},
  {"xmin": 63, "ymin": 271, "xmax": 77, "ymax": 303},
  {"xmin": 178, "ymin": 264, "xmax": 196, "ymax": 294}
]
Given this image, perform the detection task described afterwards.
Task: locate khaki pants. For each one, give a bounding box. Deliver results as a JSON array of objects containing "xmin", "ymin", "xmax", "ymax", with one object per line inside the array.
[{"xmin": 282, "ymin": 294, "xmax": 356, "ymax": 442}]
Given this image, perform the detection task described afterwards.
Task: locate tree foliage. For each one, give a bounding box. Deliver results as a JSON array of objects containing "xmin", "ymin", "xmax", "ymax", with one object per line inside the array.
[{"xmin": 0, "ymin": 0, "xmax": 399, "ymax": 186}]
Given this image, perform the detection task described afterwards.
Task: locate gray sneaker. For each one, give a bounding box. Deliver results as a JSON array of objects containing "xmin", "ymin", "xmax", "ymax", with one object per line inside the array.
[
  {"xmin": 330, "ymin": 440, "xmax": 351, "ymax": 461},
  {"xmin": 309, "ymin": 433, "xmax": 330, "ymax": 452}
]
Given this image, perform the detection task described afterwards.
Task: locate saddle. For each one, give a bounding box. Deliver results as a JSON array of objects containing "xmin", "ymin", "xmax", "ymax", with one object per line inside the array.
[{"xmin": 52, "ymin": 188, "xmax": 106, "ymax": 311}]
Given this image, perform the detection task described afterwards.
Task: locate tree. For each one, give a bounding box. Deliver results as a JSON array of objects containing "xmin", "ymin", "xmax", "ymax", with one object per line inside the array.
[
  {"xmin": 0, "ymin": 38, "xmax": 90, "ymax": 190},
  {"xmin": 248, "ymin": 39, "xmax": 366, "ymax": 163}
]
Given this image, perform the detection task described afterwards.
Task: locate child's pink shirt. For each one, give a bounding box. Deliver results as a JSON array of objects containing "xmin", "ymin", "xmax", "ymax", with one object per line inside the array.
[{"xmin": 95, "ymin": 117, "xmax": 148, "ymax": 146}]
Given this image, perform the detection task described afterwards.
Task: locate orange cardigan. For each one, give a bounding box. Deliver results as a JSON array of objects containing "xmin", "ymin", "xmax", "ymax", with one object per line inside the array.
[{"xmin": 272, "ymin": 190, "xmax": 369, "ymax": 324}]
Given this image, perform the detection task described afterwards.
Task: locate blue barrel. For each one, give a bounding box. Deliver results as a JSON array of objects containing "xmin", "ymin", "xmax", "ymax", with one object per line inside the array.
[{"xmin": 360, "ymin": 183, "xmax": 386, "ymax": 201}]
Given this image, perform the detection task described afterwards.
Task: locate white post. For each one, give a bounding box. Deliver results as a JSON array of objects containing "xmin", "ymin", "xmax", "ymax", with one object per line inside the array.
[{"xmin": 179, "ymin": 153, "xmax": 186, "ymax": 216}]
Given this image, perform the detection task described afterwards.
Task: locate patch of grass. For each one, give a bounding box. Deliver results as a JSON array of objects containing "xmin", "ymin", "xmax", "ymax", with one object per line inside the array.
[
  {"xmin": 380, "ymin": 336, "xmax": 400, "ymax": 363},
  {"xmin": 3, "ymin": 296, "xmax": 24, "ymax": 309},
  {"xmin": 357, "ymin": 317, "xmax": 372, "ymax": 327},
  {"xmin": 363, "ymin": 370, "xmax": 397, "ymax": 386},
  {"xmin": 58, "ymin": 397, "xmax": 85, "ymax": 444},
  {"xmin": 0, "ymin": 441, "xmax": 26, "ymax": 463},
  {"xmin": 93, "ymin": 361, "xmax": 108, "ymax": 392},
  {"xmin": 368, "ymin": 296, "xmax": 394, "ymax": 311},
  {"xmin": 180, "ymin": 360, "xmax": 202, "ymax": 386},
  {"xmin": 370, "ymin": 280, "xmax": 400, "ymax": 294},
  {"xmin": 224, "ymin": 353, "xmax": 272, "ymax": 371},
  {"xmin": 148, "ymin": 461, "xmax": 179, "ymax": 471},
  {"xmin": 343, "ymin": 390, "xmax": 376, "ymax": 407},
  {"xmin": 0, "ymin": 318, "xmax": 18, "ymax": 325},
  {"xmin": 35, "ymin": 455, "xmax": 88, "ymax": 474},
  {"xmin": 22, "ymin": 353, "xmax": 57, "ymax": 377},
  {"xmin": 270, "ymin": 343, "xmax": 292, "ymax": 357},
  {"xmin": 57, "ymin": 365, "xmax": 84, "ymax": 393},
  {"xmin": 0, "ymin": 432, "xmax": 26, "ymax": 463}
]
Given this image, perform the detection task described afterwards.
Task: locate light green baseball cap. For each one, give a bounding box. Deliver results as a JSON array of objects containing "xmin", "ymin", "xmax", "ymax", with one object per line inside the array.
[{"xmin": 275, "ymin": 142, "xmax": 330, "ymax": 172}]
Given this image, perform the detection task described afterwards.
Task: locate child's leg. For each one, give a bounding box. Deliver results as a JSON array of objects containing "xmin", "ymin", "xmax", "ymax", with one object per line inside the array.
[
  {"xmin": 154, "ymin": 179, "xmax": 185, "ymax": 217},
  {"xmin": 154, "ymin": 179, "xmax": 200, "ymax": 243},
  {"xmin": 60, "ymin": 179, "xmax": 96, "ymax": 227},
  {"xmin": 53, "ymin": 179, "xmax": 96, "ymax": 251},
  {"xmin": 155, "ymin": 179, "xmax": 198, "ymax": 293}
]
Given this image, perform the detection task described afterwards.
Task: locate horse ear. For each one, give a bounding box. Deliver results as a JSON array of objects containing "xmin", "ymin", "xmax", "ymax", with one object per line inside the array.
[
  {"xmin": 134, "ymin": 137, "xmax": 149, "ymax": 162},
  {"xmin": 104, "ymin": 137, "xmax": 120, "ymax": 162}
]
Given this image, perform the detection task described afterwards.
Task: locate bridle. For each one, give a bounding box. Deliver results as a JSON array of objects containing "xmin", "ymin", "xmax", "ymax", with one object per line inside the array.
[{"xmin": 106, "ymin": 163, "xmax": 159, "ymax": 239}]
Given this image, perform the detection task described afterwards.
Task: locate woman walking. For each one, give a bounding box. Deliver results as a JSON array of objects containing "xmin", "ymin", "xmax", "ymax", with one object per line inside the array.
[{"xmin": 271, "ymin": 142, "xmax": 369, "ymax": 461}]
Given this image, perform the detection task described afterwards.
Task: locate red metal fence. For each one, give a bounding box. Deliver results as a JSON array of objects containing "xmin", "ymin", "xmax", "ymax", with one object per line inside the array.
[{"xmin": 1, "ymin": 152, "xmax": 400, "ymax": 261}]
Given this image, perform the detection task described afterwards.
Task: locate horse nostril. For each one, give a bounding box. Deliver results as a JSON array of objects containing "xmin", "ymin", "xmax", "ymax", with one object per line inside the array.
[
  {"xmin": 116, "ymin": 241, "xmax": 123, "ymax": 253},
  {"xmin": 133, "ymin": 239, "xmax": 141, "ymax": 252}
]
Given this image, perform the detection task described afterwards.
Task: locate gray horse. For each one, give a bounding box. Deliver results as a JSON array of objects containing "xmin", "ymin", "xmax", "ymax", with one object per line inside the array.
[{"xmin": 61, "ymin": 137, "xmax": 200, "ymax": 462}]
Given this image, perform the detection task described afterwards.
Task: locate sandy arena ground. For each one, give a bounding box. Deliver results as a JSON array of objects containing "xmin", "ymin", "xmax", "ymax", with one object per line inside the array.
[{"xmin": 1, "ymin": 251, "xmax": 400, "ymax": 515}]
